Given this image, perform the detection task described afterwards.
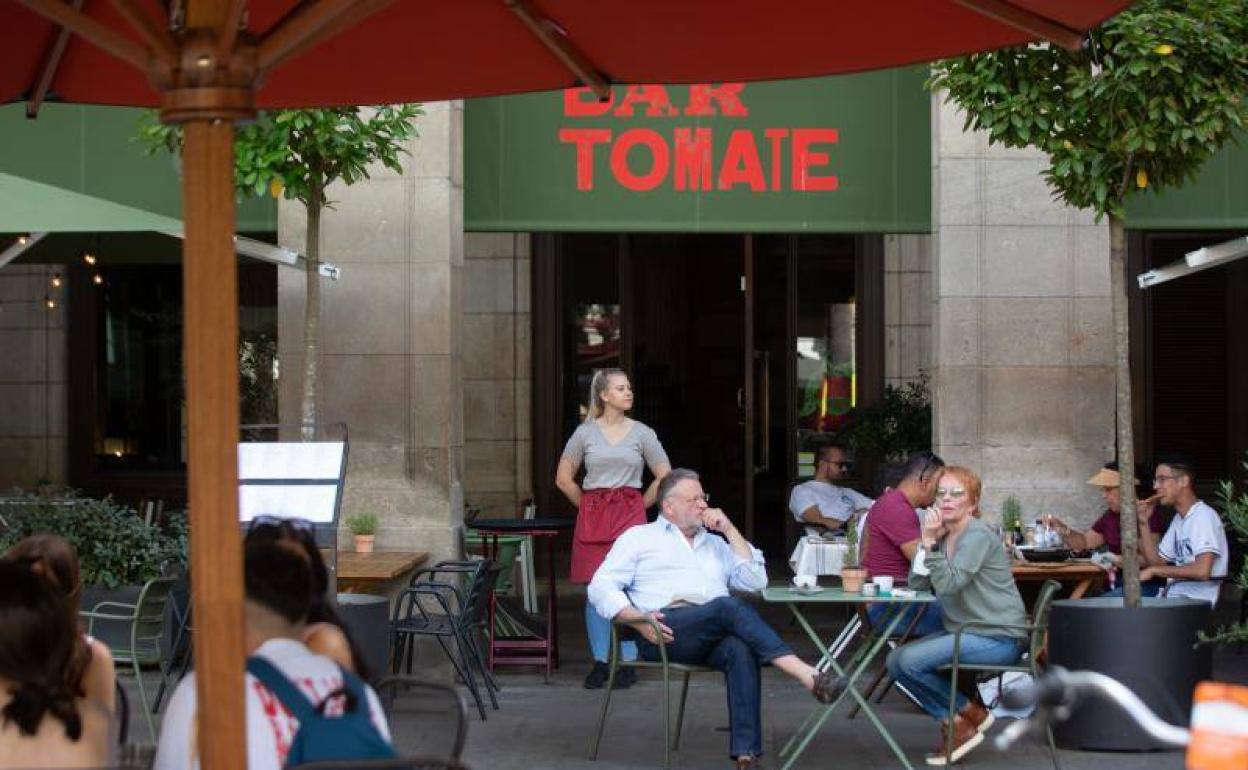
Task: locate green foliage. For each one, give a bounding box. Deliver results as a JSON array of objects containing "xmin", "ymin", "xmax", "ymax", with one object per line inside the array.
[
  {"xmin": 239, "ymin": 322, "xmax": 278, "ymax": 424},
  {"xmin": 1001, "ymin": 496, "xmax": 1023, "ymax": 532},
  {"xmin": 1200, "ymin": 454, "xmax": 1248, "ymax": 645},
  {"xmin": 844, "ymin": 513, "xmax": 860, "ymax": 568},
  {"xmin": 347, "ymin": 512, "xmax": 379, "ymax": 537},
  {"xmin": 138, "ymin": 105, "xmax": 423, "ymax": 206},
  {"xmin": 0, "ymin": 491, "xmax": 187, "ymax": 588},
  {"xmin": 929, "ymin": 0, "xmax": 1248, "ymax": 221},
  {"xmin": 839, "ymin": 373, "xmax": 932, "ymax": 462}
]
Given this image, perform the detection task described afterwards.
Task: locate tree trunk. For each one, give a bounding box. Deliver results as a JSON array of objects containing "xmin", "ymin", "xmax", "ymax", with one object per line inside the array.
[
  {"xmin": 1109, "ymin": 214, "xmax": 1141, "ymax": 607},
  {"xmin": 300, "ymin": 186, "xmax": 322, "ymax": 439}
]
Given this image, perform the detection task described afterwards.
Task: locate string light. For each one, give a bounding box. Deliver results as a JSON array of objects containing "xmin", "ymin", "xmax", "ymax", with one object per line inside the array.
[
  {"xmin": 17, "ymin": 234, "xmax": 28, "ymax": 246},
  {"xmin": 43, "ymin": 296, "xmax": 56, "ymax": 310},
  {"xmin": 83, "ymin": 252, "xmax": 97, "ymax": 266},
  {"xmin": 92, "ymin": 273, "xmax": 105, "ymax": 286},
  {"xmin": 50, "ymin": 273, "xmax": 62, "ymax": 289}
]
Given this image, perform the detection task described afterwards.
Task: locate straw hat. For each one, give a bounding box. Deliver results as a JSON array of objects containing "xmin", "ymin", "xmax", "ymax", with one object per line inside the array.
[{"xmin": 1086, "ymin": 467, "xmax": 1120, "ymax": 488}]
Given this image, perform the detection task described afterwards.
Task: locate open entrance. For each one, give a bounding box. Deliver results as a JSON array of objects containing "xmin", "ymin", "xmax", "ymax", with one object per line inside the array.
[{"xmin": 533, "ymin": 233, "xmax": 883, "ymax": 567}]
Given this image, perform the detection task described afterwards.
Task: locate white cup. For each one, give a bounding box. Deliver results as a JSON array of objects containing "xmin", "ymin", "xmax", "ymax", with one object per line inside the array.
[
  {"xmin": 792, "ymin": 574, "xmax": 817, "ymax": 589},
  {"xmin": 872, "ymin": 575, "xmax": 894, "ymax": 593}
]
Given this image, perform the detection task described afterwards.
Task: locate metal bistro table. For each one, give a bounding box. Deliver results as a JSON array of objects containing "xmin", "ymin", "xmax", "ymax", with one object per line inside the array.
[
  {"xmin": 467, "ymin": 517, "xmax": 574, "ymax": 680},
  {"xmin": 763, "ymin": 585, "xmax": 937, "ymax": 770}
]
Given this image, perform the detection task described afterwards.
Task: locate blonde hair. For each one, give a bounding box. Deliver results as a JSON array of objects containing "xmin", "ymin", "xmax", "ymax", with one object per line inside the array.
[{"xmin": 585, "ymin": 368, "xmax": 628, "ymax": 422}]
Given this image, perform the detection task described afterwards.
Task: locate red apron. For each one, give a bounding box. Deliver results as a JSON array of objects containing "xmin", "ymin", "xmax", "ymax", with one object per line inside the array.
[{"xmin": 569, "ymin": 487, "xmax": 645, "ymax": 583}]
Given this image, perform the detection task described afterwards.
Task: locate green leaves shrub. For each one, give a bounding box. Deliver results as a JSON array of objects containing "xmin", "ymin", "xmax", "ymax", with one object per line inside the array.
[{"xmin": 0, "ymin": 492, "xmax": 186, "ymax": 588}]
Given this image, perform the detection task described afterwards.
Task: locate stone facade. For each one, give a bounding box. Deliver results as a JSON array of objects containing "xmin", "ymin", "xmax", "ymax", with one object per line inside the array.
[
  {"xmin": 462, "ymin": 232, "xmax": 532, "ymax": 519},
  {"xmin": 883, "ymin": 234, "xmax": 933, "ymax": 389},
  {"xmin": 277, "ymin": 101, "xmax": 465, "ymax": 560},
  {"xmin": 931, "ymin": 92, "xmax": 1114, "ymax": 528},
  {"xmin": 0, "ymin": 265, "xmax": 66, "ymax": 490}
]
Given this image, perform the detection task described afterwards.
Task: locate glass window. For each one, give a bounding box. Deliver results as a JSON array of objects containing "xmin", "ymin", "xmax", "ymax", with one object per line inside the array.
[
  {"xmin": 794, "ymin": 236, "xmax": 857, "ymax": 478},
  {"xmin": 560, "ymin": 235, "xmax": 620, "ymax": 437}
]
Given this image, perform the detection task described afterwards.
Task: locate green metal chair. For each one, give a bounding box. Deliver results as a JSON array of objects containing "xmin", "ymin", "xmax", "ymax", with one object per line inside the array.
[
  {"xmin": 589, "ymin": 616, "xmax": 717, "ymax": 770},
  {"xmin": 939, "ymin": 578, "xmax": 1063, "ymax": 769},
  {"xmin": 82, "ymin": 576, "xmax": 178, "ymax": 742}
]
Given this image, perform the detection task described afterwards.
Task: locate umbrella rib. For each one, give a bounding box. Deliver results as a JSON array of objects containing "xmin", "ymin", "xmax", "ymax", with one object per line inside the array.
[
  {"xmin": 953, "ymin": 0, "xmax": 1084, "ymax": 51},
  {"xmin": 505, "ymin": 0, "xmax": 610, "ymax": 100},
  {"xmin": 25, "ymin": 0, "xmax": 85, "ymax": 118},
  {"xmin": 105, "ymin": 0, "xmax": 177, "ymax": 66},
  {"xmin": 256, "ymin": 0, "xmax": 393, "ymax": 77},
  {"xmin": 216, "ymin": 0, "xmax": 248, "ymax": 61},
  {"xmin": 15, "ymin": 0, "xmax": 151, "ymax": 72}
]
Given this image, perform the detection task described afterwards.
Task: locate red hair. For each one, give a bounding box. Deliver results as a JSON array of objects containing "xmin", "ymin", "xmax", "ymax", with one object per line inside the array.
[{"xmin": 936, "ymin": 466, "xmax": 982, "ymax": 510}]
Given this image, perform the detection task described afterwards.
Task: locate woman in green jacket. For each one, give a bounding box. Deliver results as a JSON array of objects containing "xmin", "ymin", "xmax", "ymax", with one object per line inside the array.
[{"xmin": 886, "ymin": 465, "xmax": 1027, "ymax": 766}]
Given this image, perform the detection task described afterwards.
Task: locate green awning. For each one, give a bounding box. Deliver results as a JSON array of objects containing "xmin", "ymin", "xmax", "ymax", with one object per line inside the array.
[
  {"xmin": 465, "ymin": 67, "xmax": 932, "ymax": 233},
  {"xmin": 0, "ymin": 103, "xmax": 275, "ymax": 233},
  {"xmin": 1125, "ymin": 134, "xmax": 1247, "ymax": 230}
]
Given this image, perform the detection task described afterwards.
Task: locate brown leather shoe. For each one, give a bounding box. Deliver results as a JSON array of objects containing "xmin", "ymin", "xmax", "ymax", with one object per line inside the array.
[
  {"xmin": 924, "ymin": 715, "xmax": 984, "ymax": 766},
  {"xmin": 958, "ymin": 699, "xmax": 995, "ymax": 734}
]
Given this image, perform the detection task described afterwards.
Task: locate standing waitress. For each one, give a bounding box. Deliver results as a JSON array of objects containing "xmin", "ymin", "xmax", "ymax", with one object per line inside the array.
[{"xmin": 556, "ymin": 368, "xmax": 671, "ymax": 689}]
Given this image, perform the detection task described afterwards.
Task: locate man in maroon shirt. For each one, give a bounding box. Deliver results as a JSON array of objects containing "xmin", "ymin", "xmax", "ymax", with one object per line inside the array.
[{"xmin": 863, "ymin": 451, "xmax": 945, "ymax": 635}]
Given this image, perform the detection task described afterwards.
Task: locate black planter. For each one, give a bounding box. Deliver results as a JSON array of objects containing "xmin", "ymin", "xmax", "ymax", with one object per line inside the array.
[{"xmin": 1048, "ymin": 596, "xmax": 1212, "ymax": 751}]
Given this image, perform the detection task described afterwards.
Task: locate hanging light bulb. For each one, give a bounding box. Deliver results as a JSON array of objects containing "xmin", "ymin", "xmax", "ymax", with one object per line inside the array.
[
  {"xmin": 50, "ymin": 273, "xmax": 63, "ymax": 288},
  {"xmin": 17, "ymin": 234, "xmax": 28, "ymax": 246},
  {"xmin": 92, "ymin": 272, "xmax": 105, "ymax": 286},
  {"xmin": 44, "ymin": 296, "xmax": 56, "ymax": 310},
  {"xmin": 83, "ymin": 252, "xmax": 97, "ymax": 266}
]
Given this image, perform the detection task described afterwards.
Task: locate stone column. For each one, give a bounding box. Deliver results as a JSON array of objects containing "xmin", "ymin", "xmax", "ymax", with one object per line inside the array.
[
  {"xmin": 0, "ymin": 265, "xmax": 66, "ymax": 489},
  {"xmin": 931, "ymin": 93, "xmax": 1115, "ymax": 527},
  {"xmin": 883, "ymin": 234, "xmax": 933, "ymax": 387},
  {"xmin": 278, "ymin": 101, "xmax": 465, "ymax": 559}
]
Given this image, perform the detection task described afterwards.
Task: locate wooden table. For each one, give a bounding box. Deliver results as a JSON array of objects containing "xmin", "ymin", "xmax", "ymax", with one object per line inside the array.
[
  {"xmin": 1012, "ymin": 560, "xmax": 1105, "ymax": 599},
  {"xmin": 330, "ymin": 550, "xmax": 430, "ymax": 594}
]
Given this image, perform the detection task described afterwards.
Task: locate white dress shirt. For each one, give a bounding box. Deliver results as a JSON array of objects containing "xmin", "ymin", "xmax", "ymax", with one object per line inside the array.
[{"xmin": 588, "ymin": 516, "xmax": 769, "ymax": 620}]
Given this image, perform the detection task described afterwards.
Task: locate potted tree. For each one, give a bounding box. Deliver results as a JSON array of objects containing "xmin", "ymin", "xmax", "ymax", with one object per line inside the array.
[
  {"xmin": 841, "ymin": 514, "xmax": 867, "ymax": 592},
  {"xmin": 347, "ymin": 512, "xmax": 378, "ymax": 554},
  {"xmin": 931, "ymin": 1, "xmax": 1245, "ymax": 748}
]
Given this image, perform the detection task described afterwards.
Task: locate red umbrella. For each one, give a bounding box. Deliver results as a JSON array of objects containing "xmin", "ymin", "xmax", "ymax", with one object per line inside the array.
[{"xmin": 1, "ymin": 1, "xmax": 1131, "ymax": 766}]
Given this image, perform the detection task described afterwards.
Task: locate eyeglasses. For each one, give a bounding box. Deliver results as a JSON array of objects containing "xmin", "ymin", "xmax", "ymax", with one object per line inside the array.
[
  {"xmin": 823, "ymin": 459, "xmax": 850, "ymax": 469},
  {"xmin": 676, "ymin": 493, "xmax": 710, "ymax": 505},
  {"xmin": 248, "ymin": 514, "xmax": 314, "ymax": 532},
  {"xmin": 1153, "ymin": 474, "xmax": 1180, "ymax": 485},
  {"xmin": 935, "ymin": 487, "xmax": 968, "ymax": 499}
]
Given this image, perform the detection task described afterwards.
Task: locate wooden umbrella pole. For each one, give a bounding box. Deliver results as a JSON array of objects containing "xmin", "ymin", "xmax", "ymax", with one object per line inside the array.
[{"xmin": 180, "ymin": 117, "xmax": 246, "ymax": 770}]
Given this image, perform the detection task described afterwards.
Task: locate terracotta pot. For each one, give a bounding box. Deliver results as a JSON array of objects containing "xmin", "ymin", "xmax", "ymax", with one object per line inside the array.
[
  {"xmin": 841, "ymin": 566, "xmax": 867, "ymax": 593},
  {"xmin": 353, "ymin": 534, "xmax": 375, "ymax": 554}
]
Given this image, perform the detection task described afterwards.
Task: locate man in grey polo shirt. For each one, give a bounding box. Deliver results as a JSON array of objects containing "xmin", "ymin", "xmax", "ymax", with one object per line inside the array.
[{"xmin": 788, "ymin": 442, "xmax": 873, "ymax": 532}]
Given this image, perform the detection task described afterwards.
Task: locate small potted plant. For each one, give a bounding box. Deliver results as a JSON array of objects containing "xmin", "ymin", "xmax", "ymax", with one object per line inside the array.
[
  {"xmin": 840, "ymin": 514, "xmax": 867, "ymax": 592},
  {"xmin": 347, "ymin": 512, "xmax": 378, "ymax": 554},
  {"xmin": 1001, "ymin": 495, "xmax": 1023, "ymax": 545}
]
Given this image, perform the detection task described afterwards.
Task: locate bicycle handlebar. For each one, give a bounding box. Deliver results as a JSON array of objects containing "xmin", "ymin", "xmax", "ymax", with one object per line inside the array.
[{"xmin": 994, "ymin": 667, "xmax": 1189, "ymax": 750}]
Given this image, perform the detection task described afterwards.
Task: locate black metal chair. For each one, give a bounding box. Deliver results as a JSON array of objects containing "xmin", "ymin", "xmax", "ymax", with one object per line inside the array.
[
  {"xmin": 113, "ymin": 679, "xmax": 130, "ymax": 749},
  {"xmin": 390, "ymin": 560, "xmax": 498, "ymax": 719},
  {"xmin": 374, "ymin": 676, "xmax": 468, "ymax": 760}
]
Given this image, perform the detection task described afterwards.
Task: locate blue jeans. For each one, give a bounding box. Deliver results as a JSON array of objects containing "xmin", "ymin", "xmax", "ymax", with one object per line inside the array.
[
  {"xmin": 1101, "ymin": 579, "xmax": 1165, "ymax": 598},
  {"xmin": 867, "ymin": 601, "xmax": 945, "ymax": 638},
  {"xmin": 886, "ymin": 631, "xmax": 1024, "ymax": 720},
  {"xmin": 635, "ymin": 596, "xmax": 795, "ymax": 758},
  {"xmin": 587, "ymin": 603, "xmax": 637, "ymax": 663}
]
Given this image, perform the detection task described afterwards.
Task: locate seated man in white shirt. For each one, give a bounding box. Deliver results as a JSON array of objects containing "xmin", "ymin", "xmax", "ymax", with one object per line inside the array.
[
  {"xmin": 589, "ymin": 468, "xmax": 836, "ymax": 770},
  {"xmin": 155, "ymin": 540, "xmax": 391, "ymax": 770},
  {"xmin": 1137, "ymin": 455, "xmax": 1229, "ymax": 606},
  {"xmin": 788, "ymin": 442, "xmax": 873, "ymax": 533}
]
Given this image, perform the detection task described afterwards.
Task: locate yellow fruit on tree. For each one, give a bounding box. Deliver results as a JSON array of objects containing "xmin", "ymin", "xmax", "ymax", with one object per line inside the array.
[
  {"xmin": 269, "ymin": 179, "xmax": 284, "ymax": 198},
  {"xmin": 1155, "ymin": 43, "xmax": 1174, "ymax": 56}
]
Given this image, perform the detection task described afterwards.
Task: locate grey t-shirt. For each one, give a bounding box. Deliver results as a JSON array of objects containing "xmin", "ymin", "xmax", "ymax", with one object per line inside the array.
[{"xmin": 562, "ymin": 420, "xmax": 669, "ymax": 490}]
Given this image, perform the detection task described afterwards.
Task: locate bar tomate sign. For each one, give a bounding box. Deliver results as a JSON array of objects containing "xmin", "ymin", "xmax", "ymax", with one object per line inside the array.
[
  {"xmin": 465, "ymin": 68, "xmax": 931, "ymax": 233},
  {"xmin": 559, "ymin": 84, "xmax": 839, "ymax": 193}
]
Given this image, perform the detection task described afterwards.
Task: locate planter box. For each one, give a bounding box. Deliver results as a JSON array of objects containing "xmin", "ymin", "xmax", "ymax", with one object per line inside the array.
[{"xmin": 1048, "ymin": 596, "xmax": 1212, "ymax": 751}]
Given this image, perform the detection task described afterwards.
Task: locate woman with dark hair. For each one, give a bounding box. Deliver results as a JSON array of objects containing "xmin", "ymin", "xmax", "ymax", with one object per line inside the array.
[
  {"xmin": 0, "ymin": 562, "xmax": 111, "ymax": 767},
  {"xmin": 1, "ymin": 535, "xmax": 116, "ymax": 713},
  {"xmin": 244, "ymin": 517, "xmax": 371, "ymax": 679}
]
